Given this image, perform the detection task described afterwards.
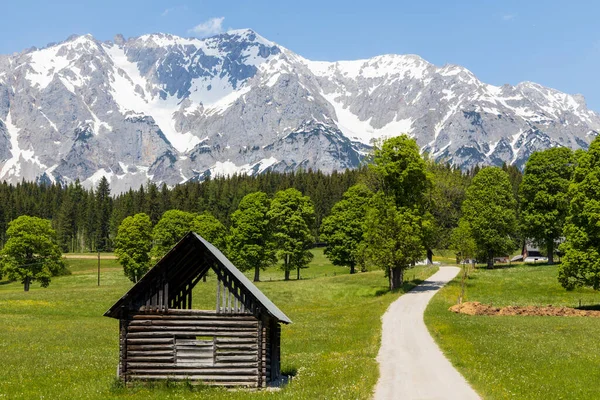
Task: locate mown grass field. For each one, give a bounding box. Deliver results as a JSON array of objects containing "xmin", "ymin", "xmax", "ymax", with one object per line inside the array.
[
  {"xmin": 0, "ymin": 248, "xmax": 437, "ymax": 399},
  {"xmin": 425, "ymin": 263, "xmax": 600, "ymax": 400}
]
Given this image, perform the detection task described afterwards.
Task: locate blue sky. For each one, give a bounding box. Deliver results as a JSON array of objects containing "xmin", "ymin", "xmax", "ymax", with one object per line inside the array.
[{"xmin": 2, "ymin": 0, "xmax": 599, "ymax": 110}]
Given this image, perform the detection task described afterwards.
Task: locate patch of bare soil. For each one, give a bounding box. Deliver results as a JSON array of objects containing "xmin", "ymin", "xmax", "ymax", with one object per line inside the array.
[{"xmin": 450, "ymin": 301, "xmax": 600, "ymax": 317}]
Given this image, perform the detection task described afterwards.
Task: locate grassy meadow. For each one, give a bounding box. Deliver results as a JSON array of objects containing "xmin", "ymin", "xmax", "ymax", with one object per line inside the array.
[
  {"xmin": 0, "ymin": 248, "xmax": 437, "ymax": 399},
  {"xmin": 425, "ymin": 263, "xmax": 600, "ymax": 399}
]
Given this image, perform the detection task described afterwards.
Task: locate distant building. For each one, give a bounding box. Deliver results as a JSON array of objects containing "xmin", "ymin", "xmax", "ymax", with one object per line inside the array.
[{"xmin": 511, "ymin": 242, "xmax": 548, "ymax": 263}]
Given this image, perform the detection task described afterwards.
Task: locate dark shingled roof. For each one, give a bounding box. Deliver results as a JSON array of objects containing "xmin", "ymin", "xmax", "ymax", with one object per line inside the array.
[{"xmin": 104, "ymin": 232, "xmax": 291, "ymax": 324}]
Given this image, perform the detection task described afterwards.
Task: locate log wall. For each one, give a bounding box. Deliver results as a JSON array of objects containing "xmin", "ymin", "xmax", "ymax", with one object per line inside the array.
[{"xmin": 119, "ymin": 309, "xmax": 273, "ymax": 387}]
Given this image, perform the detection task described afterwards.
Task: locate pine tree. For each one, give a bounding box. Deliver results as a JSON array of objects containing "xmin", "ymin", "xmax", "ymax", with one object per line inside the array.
[{"xmin": 95, "ymin": 177, "xmax": 113, "ymax": 251}]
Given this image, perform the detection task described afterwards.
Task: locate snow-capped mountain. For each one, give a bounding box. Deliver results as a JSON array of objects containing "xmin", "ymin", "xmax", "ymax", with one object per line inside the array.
[{"xmin": 0, "ymin": 29, "xmax": 598, "ymax": 192}]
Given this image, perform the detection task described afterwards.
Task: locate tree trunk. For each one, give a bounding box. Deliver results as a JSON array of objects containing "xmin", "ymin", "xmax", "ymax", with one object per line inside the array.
[
  {"xmin": 390, "ymin": 266, "xmax": 403, "ymax": 291},
  {"xmin": 253, "ymin": 265, "xmax": 260, "ymax": 282},
  {"xmin": 296, "ymin": 266, "xmax": 300, "ymax": 280},
  {"xmin": 487, "ymin": 249, "xmax": 494, "ymax": 269},
  {"xmin": 24, "ymin": 276, "xmax": 30, "ymax": 292},
  {"xmin": 427, "ymin": 248, "xmax": 433, "ymax": 264},
  {"xmin": 350, "ymin": 264, "xmax": 355, "ymax": 274},
  {"xmin": 547, "ymin": 240, "xmax": 554, "ymax": 265},
  {"xmin": 284, "ymin": 269, "xmax": 290, "ymax": 281}
]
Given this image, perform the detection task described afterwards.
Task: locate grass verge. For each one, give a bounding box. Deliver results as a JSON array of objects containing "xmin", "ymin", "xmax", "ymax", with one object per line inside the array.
[{"xmin": 425, "ymin": 263, "xmax": 600, "ymax": 399}]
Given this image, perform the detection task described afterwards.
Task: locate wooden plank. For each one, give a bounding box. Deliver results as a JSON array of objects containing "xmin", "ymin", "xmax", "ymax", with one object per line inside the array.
[
  {"xmin": 127, "ymin": 350, "xmax": 174, "ymax": 357},
  {"xmin": 216, "ymin": 355, "xmax": 258, "ymax": 363},
  {"xmin": 129, "ymin": 320, "xmax": 258, "ymax": 327},
  {"xmin": 127, "ymin": 331, "xmax": 257, "ymax": 338},
  {"xmin": 130, "ymin": 368, "xmax": 258, "ymax": 375},
  {"xmin": 216, "ymin": 279, "xmax": 220, "ymax": 312},
  {"xmin": 128, "ymin": 344, "xmax": 175, "ymax": 351},
  {"xmin": 126, "ymin": 338, "xmax": 174, "ymax": 344},
  {"xmin": 177, "ymin": 361, "xmax": 213, "ymax": 366},
  {"xmin": 215, "ymin": 337, "xmax": 257, "ymax": 344},
  {"xmin": 215, "ymin": 344, "xmax": 258, "ymax": 351},
  {"xmin": 131, "ymin": 313, "xmax": 255, "ymax": 320},
  {"xmin": 125, "ymin": 376, "xmax": 258, "ymax": 387},
  {"xmin": 127, "ymin": 374, "xmax": 258, "ymax": 381},
  {"xmin": 176, "ymin": 352, "xmax": 213, "ymax": 359},
  {"xmin": 175, "ymin": 344, "xmax": 214, "ymax": 350},
  {"xmin": 127, "ymin": 362, "xmax": 259, "ymax": 369},
  {"xmin": 124, "ymin": 356, "xmax": 174, "ymax": 362},
  {"xmin": 216, "ymin": 350, "xmax": 256, "ymax": 356}
]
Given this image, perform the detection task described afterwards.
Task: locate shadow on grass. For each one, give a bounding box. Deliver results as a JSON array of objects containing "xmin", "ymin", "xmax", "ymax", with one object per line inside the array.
[
  {"xmin": 576, "ymin": 304, "xmax": 600, "ymax": 311},
  {"xmin": 375, "ymin": 278, "xmax": 426, "ymax": 296},
  {"xmin": 281, "ymin": 366, "xmax": 298, "ymax": 377}
]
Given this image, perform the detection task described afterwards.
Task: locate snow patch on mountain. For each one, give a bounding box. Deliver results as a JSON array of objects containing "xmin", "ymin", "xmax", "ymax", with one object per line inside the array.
[{"xmin": 0, "ymin": 29, "xmax": 599, "ymax": 192}]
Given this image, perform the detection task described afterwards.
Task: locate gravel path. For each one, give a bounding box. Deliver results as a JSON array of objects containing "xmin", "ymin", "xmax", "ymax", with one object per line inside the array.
[{"xmin": 373, "ymin": 266, "xmax": 480, "ymax": 400}]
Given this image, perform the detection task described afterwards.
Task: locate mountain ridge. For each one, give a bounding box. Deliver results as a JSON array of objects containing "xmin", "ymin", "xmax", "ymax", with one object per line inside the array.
[{"xmin": 0, "ymin": 29, "xmax": 597, "ymax": 193}]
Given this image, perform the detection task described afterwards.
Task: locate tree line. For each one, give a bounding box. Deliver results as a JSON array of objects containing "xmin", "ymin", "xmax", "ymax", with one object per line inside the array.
[
  {"xmin": 2, "ymin": 132, "xmax": 600, "ymax": 293},
  {"xmin": 0, "ymin": 168, "xmax": 363, "ymax": 253}
]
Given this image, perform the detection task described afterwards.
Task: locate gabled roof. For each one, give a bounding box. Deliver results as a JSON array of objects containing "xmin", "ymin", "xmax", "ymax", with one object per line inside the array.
[{"xmin": 104, "ymin": 232, "xmax": 291, "ymax": 324}]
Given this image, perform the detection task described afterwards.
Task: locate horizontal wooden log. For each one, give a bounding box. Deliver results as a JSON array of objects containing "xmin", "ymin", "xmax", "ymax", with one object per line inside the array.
[
  {"xmin": 128, "ymin": 344, "xmax": 174, "ymax": 351},
  {"xmin": 176, "ymin": 354, "xmax": 213, "ymax": 360},
  {"xmin": 130, "ymin": 320, "xmax": 258, "ymax": 327},
  {"xmin": 128, "ymin": 326, "xmax": 256, "ymax": 334},
  {"xmin": 126, "ymin": 377, "xmax": 258, "ymax": 387},
  {"xmin": 126, "ymin": 338, "xmax": 174, "ymax": 344},
  {"xmin": 129, "ymin": 368, "xmax": 258, "ymax": 375},
  {"xmin": 128, "ymin": 350, "xmax": 174, "ymax": 357},
  {"xmin": 176, "ymin": 340, "xmax": 213, "ymax": 346},
  {"xmin": 177, "ymin": 361, "xmax": 213, "ymax": 366},
  {"xmin": 133, "ymin": 310, "xmax": 254, "ymax": 318},
  {"xmin": 124, "ymin": 356, "xmax": 175, "ymax": 362},
  {"xmin": 215, "ymin": 351, "xmax": 256, "ymax": 358},
  {"xmin": 127, "ymin": 374, "xmax": 258, "ymax": 382},
  {"xmin": 176, "ymin": 346, "xmax": 213, "ymax": 352},
  {"xmin": 215, "ymin": 344, "xmax": 257, "ymax": 350},
  {"xmin": 216, "ymin": 355, "xmax": 257, "ymax": 363},
  {"xmin": 127, "ymin": 331, "xmax": 257, "ymax": 339},
  {"xmin": 127, "ymin": 362, "xmax": 258, "ymax": 369},
  {"xmin": 215, "ymin": 337, "xmax": 256, "ymax": 344}
]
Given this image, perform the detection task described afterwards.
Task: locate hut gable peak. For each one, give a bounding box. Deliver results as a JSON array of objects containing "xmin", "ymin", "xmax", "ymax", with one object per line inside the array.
[{"xmin": 104, "ymin": 232, "xmax": 291, "ymax": 324}]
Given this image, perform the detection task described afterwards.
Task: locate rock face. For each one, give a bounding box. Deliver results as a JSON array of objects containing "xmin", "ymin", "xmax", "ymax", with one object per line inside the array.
[{"xmin": 0, "ymin": 29, "xmax": 598, "ymax": 192}]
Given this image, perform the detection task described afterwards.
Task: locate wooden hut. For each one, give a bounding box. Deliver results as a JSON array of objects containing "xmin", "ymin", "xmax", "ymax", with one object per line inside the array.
[{"xmin": 104, "ymin": 232, "xmax": 292, "ymax": 388}]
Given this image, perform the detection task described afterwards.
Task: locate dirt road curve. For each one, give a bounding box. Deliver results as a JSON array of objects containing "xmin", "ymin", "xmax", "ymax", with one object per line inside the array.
[{"xmin": 373, "ymin": 266, "xmax": 480, "ymax": 400}]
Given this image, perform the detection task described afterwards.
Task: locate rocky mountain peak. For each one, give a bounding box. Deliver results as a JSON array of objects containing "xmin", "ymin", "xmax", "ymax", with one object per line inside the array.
[{"xmin": 0, "ymin": 30, "xmax": 597, "ymax": 193}]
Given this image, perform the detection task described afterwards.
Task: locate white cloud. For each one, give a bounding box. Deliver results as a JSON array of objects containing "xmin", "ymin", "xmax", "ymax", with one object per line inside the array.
[
  {"xmin": 161, "ymin": 5, "xmax": 188, "ymax": 17},
  {"xmin": 188, "ymin": 17, "xmax": 225, "ymax": 37},
  {"xmin": 502, "ymin": 14, "xmax": 516, "ymax": 21}
]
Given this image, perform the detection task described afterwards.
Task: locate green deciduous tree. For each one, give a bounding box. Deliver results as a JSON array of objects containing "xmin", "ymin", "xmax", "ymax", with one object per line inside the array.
[
  {"xmin": 0, "ymin": 215, "xmax": 64, "ymax": 291},
  {"xmin": 361, "ymin": 192, "xmax": 425, "ymax": 291},
  {"xmin": 450, "ymin": 219, "xmax": 477, "ymax": 264},
  {"xmin": 115, "ymin": 213, "xmax": 153, "ymax": 283},
  {"xmin": 228, "ymin": 192, "xmax": 276, "ymax": 282},
  {"xmin": 520, "ymin": 147, "xmax": 574, "ymax": 264},
  {"xmin": 321, "ymin": 184, "xmax": 374, "ymax": 274},
  {"xmin": 151, "ymin": 209, "xmax": 195, "ymax": 259},
  {"xmin": 426, "ymin": 162, "xmax": 470, "ymax": 250},
  {"xmin": 371, "ymin": 135, "xmax": 433, "ymax": 262},
  {"xmin": 191, "ymin": 212, "xmax": 227, "ymax": 251},
  {"xmin": 268, "ymin": 188, "xmax": 315, "ymax": 281},
  {"xmin": 462, "ymin": 167, "xmax": 518, "ymax": 268},
  {"xmin": 559, "ymin": 138, "xmax": 600, "ymax": 290},
  {"xmin": 371, "ymin": 135, "xmax": 430, "ymax": 209}
]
